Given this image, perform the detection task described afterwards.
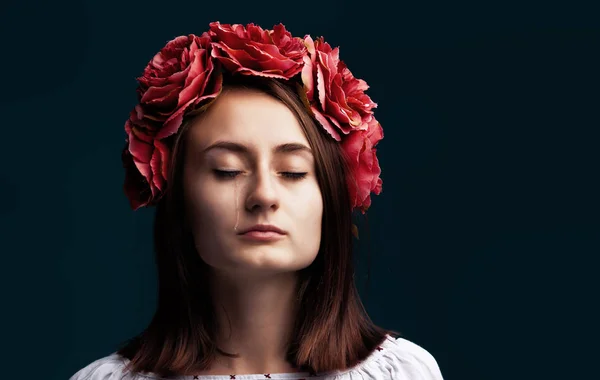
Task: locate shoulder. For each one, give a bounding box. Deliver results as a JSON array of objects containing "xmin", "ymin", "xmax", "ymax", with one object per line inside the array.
[
  {"xmin": 327, "ymin": 335, "xmax": 443, "ymax": 380},
  {"xmin": 383, "ymin": 336, "xmax": 443, "ymax": 379},
  {"xmin": 69, "ymin": 353, "xmax": 139, "ymax": 380}
]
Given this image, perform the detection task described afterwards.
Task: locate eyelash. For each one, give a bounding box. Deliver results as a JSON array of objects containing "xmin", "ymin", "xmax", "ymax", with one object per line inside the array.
[{"xmin": 213, "ymin": 170, "xmax": 307, "ymax": 180}]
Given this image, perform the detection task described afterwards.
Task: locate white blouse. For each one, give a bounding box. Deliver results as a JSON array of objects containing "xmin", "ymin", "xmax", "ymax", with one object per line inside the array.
[{"xmin": 69, "ymin": 335, "xmax": 443, "ymax": 380}]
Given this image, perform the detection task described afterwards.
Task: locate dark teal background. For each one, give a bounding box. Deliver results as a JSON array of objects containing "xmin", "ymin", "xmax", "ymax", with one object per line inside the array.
[{"xmin": 1, "ymin": 1, "xmax": 598, "ymax": 379}]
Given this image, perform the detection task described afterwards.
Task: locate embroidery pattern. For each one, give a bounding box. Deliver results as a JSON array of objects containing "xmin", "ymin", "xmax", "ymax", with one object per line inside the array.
[{"xmin": 187, "ymin": 344, "xmax": 386, "ymax": 379}]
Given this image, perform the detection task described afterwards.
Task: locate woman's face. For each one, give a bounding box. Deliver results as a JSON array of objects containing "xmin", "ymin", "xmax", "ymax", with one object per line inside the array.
[{"xmin": 183, "ymin": 88, "xmax": 323, "ymax": 276}]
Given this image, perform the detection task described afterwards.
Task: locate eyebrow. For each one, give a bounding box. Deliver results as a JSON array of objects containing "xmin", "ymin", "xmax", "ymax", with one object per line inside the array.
[{"xmin": 202, "ymin": 141, "xmax": 313, "ymax": 156}]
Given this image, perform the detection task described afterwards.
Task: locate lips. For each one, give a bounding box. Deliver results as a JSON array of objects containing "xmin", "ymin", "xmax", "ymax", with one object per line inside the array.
[
  {"xmin": 237, "ymin": 224, "xmax": 287, "ymax": 235},
  {"xmin": 236, "ymin": 224, "xmax": 287, "ymax": 243}
]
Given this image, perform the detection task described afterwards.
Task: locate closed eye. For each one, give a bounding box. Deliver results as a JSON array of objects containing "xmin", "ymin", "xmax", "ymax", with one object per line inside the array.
[
  {"xmin": 213, "ymin": 169, "xmax": 242, "ymax": 179},
  {"xmin": 281, "ymin": 172, "xmax": 307, "ymax": 180},
  {"xmin": 213, "ymin": 170, "xmax": 307, "ymax": 180}
]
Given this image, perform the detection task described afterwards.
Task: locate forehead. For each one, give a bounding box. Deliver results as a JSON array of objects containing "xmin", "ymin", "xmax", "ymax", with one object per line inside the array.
[{"xmin": 187, "ymin": 88, "xmax": 309, "ymax": 148}]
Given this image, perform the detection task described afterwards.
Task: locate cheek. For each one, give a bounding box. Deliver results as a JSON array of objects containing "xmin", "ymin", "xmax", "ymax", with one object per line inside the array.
[
  {"xmin": 186, "ymin": 179, "xmax": 237, "ymax": 232},
  {"xmin": 185, "ymin": 181, "xmax": 239, "ymax": 268},
  {"xmin": 293, "ymin": 185, "xmax": 323, "ymax": 240}
]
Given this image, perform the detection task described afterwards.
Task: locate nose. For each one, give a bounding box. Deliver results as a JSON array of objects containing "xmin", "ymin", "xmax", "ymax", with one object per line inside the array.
[{"xmin": 244, "ymin": 168, "xmax": 280, "ymax": 212}]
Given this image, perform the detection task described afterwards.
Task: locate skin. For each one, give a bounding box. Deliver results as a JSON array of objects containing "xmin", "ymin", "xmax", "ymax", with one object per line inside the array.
[{"xmin": 183, "ymin": 88, "xmax": 324, "ymax": 375}]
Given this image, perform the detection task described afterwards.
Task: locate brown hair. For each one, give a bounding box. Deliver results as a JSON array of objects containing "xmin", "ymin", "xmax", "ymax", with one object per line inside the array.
[{"xmin": 116, "ymin": 73, "xmax": 400, "ymax": 378}]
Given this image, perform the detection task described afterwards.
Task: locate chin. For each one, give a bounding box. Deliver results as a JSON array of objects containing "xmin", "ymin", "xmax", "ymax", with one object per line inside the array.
[
  {"xmin": 229, "ymin": 253, "xmax": 314, "ymax": 275},
  {"xmin": 201, "ymin": 243, "xmax": 317, "ymax": 274}
]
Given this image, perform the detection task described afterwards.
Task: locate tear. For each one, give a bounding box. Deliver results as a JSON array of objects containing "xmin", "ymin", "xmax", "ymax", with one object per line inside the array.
[{"xmin": 233, "ymin": 177, "xmax": 240, "ymax": 232}]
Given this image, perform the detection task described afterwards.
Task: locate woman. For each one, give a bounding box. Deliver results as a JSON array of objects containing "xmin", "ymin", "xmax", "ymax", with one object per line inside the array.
[{"xmin": 70, "ymin": 22, "xmax": 444, "ymax": 380}]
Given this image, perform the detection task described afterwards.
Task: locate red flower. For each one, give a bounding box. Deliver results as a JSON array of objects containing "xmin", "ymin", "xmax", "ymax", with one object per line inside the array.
[
  {"xmin": 122, "ymin": 23, "xmax": 385, "ymax": 213},
  {"xmin": 122, "ymin": 108, "xmax": 170, "ymax": 209},
  {"xmin": 209, "ymin": 22, "xmax": 306, "ymax": 79},
  {"xmin": 136, "ymin": 33, "xmax": 222, "ymax": 138},
  {"xmin": 301, "ymin": 36, "xmax": 377, "ymax": 141},
  {"xmin": 341, "ymin": 114, "xmax": 384, "ymax": 213}
]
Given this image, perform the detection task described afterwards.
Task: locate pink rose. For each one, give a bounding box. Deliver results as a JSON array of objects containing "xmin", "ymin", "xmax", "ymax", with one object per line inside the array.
[
  {"xmin": 209, "ymin": 22, "xmax": 306, "ymax": 79},
  {"xmin": 301, "ymin": 36, "xmax": 377, "ymax": 141},
  {"xmin": 137, "ymin": 33, "xmax": 222, "ymax": 138},
  {"xmin": 341, "ymin": 114, "xmax": 384, "ymax": 212},
  {"xmin": 122, "ymin": 108, "xmax": 170, "ymax": 209}
]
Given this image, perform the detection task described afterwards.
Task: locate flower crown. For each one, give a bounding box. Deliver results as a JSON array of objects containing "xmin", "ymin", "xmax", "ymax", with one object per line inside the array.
[{"xmin": 122, "ymin": 21, "xmax": 384, "ymax": 213}]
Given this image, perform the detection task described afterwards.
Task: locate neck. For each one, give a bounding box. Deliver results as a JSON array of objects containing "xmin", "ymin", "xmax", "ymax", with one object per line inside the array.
[{"xmin": 208, "ymin": 269, "xmax": 301, "ymax": 374}]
